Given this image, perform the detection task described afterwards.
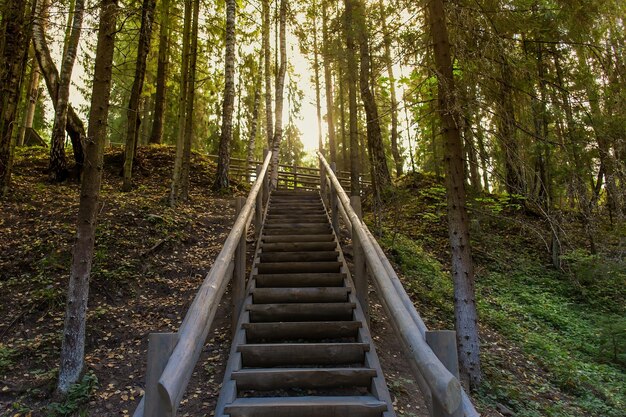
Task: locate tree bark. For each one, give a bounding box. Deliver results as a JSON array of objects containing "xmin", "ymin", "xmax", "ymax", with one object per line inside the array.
[
  {"xmin": 19, "ymin": 49, "xmax": 41, "ymax": 147},
  {"xmin": 169, "ymin": 0, "xmax": 192, "ymax": 206},
  {"xmin": 428, "ymin": 0, "xmax": 481, "ymax": 389},
  {"xmin": 0, "ymin": 0, "xmax": 32, "ymax": 196},
  {"xmin": 149, "ymin": 0, "xmax": 171, "ymax": 145},
  {"xmin": 31, "ymin": 0, "xmax": 85, "ymax": 171},
  {"xmin": 214, "ymin": 0, "xmax": 236, "ymax": 190},
  {"xmin": 343, "ymin": 0, "xmax": 360, "ymax": 196},
  {"xmin": 321, "ymin": 3, "xmax": 337, "ymax": 163},
  {"xmin": 262, "ymin": 0, "xmax": 273, "ymax": 147},
  {"xmin": 49, "ymin": 0, "xmax": 85, "ymax": 182},
  {"xmin": 122, "ymin": 0, "xmax": 156, "ymax": 191},
  {"xmin": 313, "ymin": 3, "xmax": 323, "ymax": 154},
  {"xmin": 57, "ymin": 0, "xmax": 118, "ymax": 393},
  {"xmin": 247, "ymin": 55, "xmax": 263, "ymax": 182},
  {"xmin": 269, "ymin": 0, "xmax": 287, "ymax": 188}
]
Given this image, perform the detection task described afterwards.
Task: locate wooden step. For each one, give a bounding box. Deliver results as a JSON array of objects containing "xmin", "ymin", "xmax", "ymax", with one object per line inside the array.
[
  {"xmin": 255, "ymin": 273, "xmax": 345, "ymax": 287},
  {"xmin": 232, "ymin": 367, "xmax": 377, "ymax": 390},
  {"xmin": 224, "ymin": 395, "xmax": 387, "ymax": 417},
  {"xmin": 256, "ymin": 262, "xmax": 342, "ymax": 274},
  {"xmin": 243, "ymin": 321, "xmax": 361, "ymax": 342},
  {"xmin": 265, "ymin": 216, "xmax": 328, "ymax": 223},
  {"xmin": 252, "ymin": 287, "xmax": 349, "ymax": 303},
  {"xmin": 261, "ymin": 241, "xmax": 337, "ymax": 252},
  {"xmin": 271, "ymin": 191, "xmax": 320, "ymax": 197},
  {"xmin": 238, "ymin": 343, "xmax": 369, "ymax": 367},
  {"xmin": 262, "ymin": 226, "xmax": 331, "ymax": 235},
  {"xmin": 259, "ymin": 251, "xmax": 338, "ymax": 262},
  {"xmin": 248, "ymin": 302, "xmax": 355, "ymax": 322},
  {"xmin": 262, "ymin": 235, "xmax": 335, "ymax": 243},
  {"xmin": 263, "ymin": 222, "xmax": 330, "ymax": 229}
]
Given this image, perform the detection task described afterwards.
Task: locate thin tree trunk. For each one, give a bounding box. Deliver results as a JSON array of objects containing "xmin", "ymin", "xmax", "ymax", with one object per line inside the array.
[
  {"xmin": 49, "ymin": 0, "xmax": 85, "ymax": 182},
  {"xmin": 31, "ymin": 0, "xmax": 85, "ymax": 171},
  {"xmin": 122, "ymin": 0, "xmax": 156, "ymax": 191},
  {"xmin": 269, "ymin": 0, "xmax": 287, "ymax": 188},
  {"xmin": 338, "ymin": 67, "xmax": 348, "ymax": 171},
  {"xmin": 0, "ymin": 0, "xmax": 32, "ymax": 196},
  {"xmin": 19, "ymin": 49, "xmax": 41, "ymax": 147},
  {"xmin": 57, "ymin": 0, "xmax": 117, "ymax": 393},
  {"xmin": 149, "ymin": 0, "xmax": 171, "ymax": 145},
  {"xmin": 214, "ymin": 0, "xmax": 236, "ymax": 190},
  {"xmin": 428, "ymin": 0, "xmax": 481, "ymax": 389},
  {"xmin": 179, "ymin": 0, "xmax": 199, "ymax": 200},
  {"xmin": 313, "ymin": 2, "xmax": 323, "ymax": 154},
  {"xmin": 169, "ymin": 0, "xmax": 192, "ymax": 206},
  {"xmin": 247, "ymin": 55, "xmax": 263, "ymax": 181},
  {"xmin": 378, "ymin": 0, "xmax": 402, "ymax": 176},
  {"xmin": 262, "ymin": 0, "xmax": 273, "ymax": 147},
  {"xmin": 344, "ymin": 0, "xmax": 360, "ymax": 196},
  {"xmin": 321, "ymin": 3, "xmax": 336, "ymax": 163}
]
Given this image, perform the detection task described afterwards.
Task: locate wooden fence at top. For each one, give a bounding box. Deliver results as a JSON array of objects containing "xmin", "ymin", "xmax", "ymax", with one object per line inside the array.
[{"xmin": 207, "ymin": 154, "xmax": 371, "ymax": 190}]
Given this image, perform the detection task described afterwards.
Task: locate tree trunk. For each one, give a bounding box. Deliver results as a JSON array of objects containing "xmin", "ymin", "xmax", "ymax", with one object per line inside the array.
[
  {"xmin": 338, "ymin": 67, "xmax": 349, "ymax": 171},
  {"xmin": 355, "ymin": 0, "xmax": 390, "ymax": 195},
  {"xmin": 19, "ymin": 49, "xmax": 41, "ymax": 147},
  {"xmin": 313, "ymin": 3, "xmax": 323, "ymax": 154},
  {"xmin": 122, "ymin": 0, "xmax": 156, "ymax": 191},
  {"xmin": 428, "ymin": 0, "xmax": 481, "ymax": 389},
  {"xmin": 149, "ymin": 0, "xmax": 171, "ymax": 145},
  {"xmin": 269, "ymin": 0, "xmax": 287, "ymax": 188},
  {"xmin": 178, "ymin": 0, "xmax": 199, "ymax": 200},
  {"xmin": 321, "ymin": 3, "xmax": 337, "ymax": 163},
  {"xmin": 262, "ymin": 0, "xmax": 273, "ymax": 147},
  {"xmin": 57, "ymin": 0, "xmax": 118, "ymax": 393},
  {"xmin": 214, "ymin": 0, "xmax": 236, "ymax": 190},
  {"xmin": 49, "ymin": 0, "xmax": 85, "ymax": 182},
  {"xmin": 169, "ymin": 0, "xmax": 192, "ymax": 206},
  {"xmin": 247, "ymin": 55, "xmax": 263, "ymax": 181},
  {"xmin": 0, "ymin": 0, "xmax": 32, "ymax": 196},
  {"xmin": 344, "ymin": 0, "xmax": 360, "ymax": 196},
  {"xmin": 378, "ymin": 0, "xmax": 402, "ymax": 177},
  {"xmin": 31, "ymin": 0, "xmax": 85, "ymax": 171}
]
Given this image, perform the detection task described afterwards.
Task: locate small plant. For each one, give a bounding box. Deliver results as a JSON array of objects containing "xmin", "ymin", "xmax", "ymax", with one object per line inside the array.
[
  {"xmin": 0, "ymin": 344, "xmax": 17, "ymax": 373},
  {"xmin": 45, "ymin": 372, "xmax": 98, "ymax": 417}
]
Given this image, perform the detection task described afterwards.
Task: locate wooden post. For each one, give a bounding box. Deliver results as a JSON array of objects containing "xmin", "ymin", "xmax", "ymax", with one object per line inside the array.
[
  {"xmin": 293, "ymin": 163, "xmax": 298, "ymax": 190},
  {"xmin": 144, "ymin": 333, "xmax": 178, "ymax": 417},
  {"xmin": 426, "ymin": 330, "xmax": 462, "ymax": 417},
  {"xmin": 232, "ymin": 197, "xmax": 247, "ymax": 333},
  {"xmin": 255, "ymin": 165, "xmax": 263, "ymax": 238},
  {"xmin": 351, "ymin": 195, "xmax": 368, "ymax": 323},
  {"xmin": 330, "ymin": 162, "xmax": 339, "ymax": 234},
  {"xmin": 320, "ymin": 159, "xmax": 327, "ymax": 204},
  {"xmin": 262, "ymin": 149, "xmax": 269, "ymax": 204}
]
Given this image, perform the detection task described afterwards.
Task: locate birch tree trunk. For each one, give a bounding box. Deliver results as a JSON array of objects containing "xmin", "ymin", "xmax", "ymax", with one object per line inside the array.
[
  {"xmin": 57, "ymin": 0, "xmax": 118, "ymax": 393},
  {"xmin": 313, "ymin": 3, "xmax": 323, "ymax": 154},
  {"xmin": 321, "ymin": 3, "xmax": 337, "ymax": 163},
  {"xmin": 122, "ymin": 0, "xmax": 156, "ymax": 191},
  {"xmin": 214, "ymin": 0, "xmax": 237, "ymax": 190},
  {"xmin": 149, "ymin": 0, "xmax": 171, "ymax": 145},
  {"xmin": 262, "ymin": 0, "xmax": 273, "ymax": 147},
  {"xmin": 428, "ymin": 0, "xmax": 481, "ymax": 389},
  {"xmin": 19, "ymin": 50, "xmax": 41, "ymax": 147},
  {"xmin": 247, "ymin": 55, "xmax": 263, "ymax": 182},
  {"xmin": 269, "ymin": 0, "xmax": 287, "ymax": 188},
  {"xmin": 49, "ymin": 0, "xmax": 85, "ymax": 182}
]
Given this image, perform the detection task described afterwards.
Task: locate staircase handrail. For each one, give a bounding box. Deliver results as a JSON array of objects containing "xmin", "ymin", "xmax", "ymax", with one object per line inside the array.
[{"xmin": 318, "ymin": 151, "xmax": 478, "ymax": 416}]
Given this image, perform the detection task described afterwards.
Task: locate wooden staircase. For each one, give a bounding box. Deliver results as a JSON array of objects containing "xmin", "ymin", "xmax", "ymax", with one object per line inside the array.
[{"xmin": 215, "ymin": 189, "xmax": 396, "ymax": 417}]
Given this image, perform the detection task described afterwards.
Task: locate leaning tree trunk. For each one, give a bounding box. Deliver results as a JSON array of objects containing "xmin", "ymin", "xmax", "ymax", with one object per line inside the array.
[
  {"xmin": 214, "ymin": 0, "xmax": 236, "ymax": 190},
  {"xmin": 0, "ymin": 0, "xmax": 32, "ymax": 196},
  {"xmin": 428, "ymin": 0, "xmax": 481, "ymax": 389},
  {"xmin": 269, "ymin": 0, "xmax": 287, "ymax": 188},
  {"xmin": 149, "ymin": 0, "xmax": 171, "ymax": 145},
  {"xmin": 321, "ymin": 4, "xmax": 337, "ymax": 163},
  {"xmin": 169, "ymin": 0, "xmax": 192, "ymax": 206},
  {"xmin": 49, "ymin": 0, "xmax": 85, "ymax": 182},
  {"xmin": 32, "ymin": 0, "xmax": 85, "ymax": 172},
  {"xmin": 57, "ymin": 0, "xmax": 118, "ymax": 394},
  {"xmin": 343, "ymin": 0, "xmax": 360, "ymax": 196},
  {"xmin": 179, "ymin": 0, "xmax": 200, "ymax": 200},
  {"xmin": 122, "ymin": 0, "xmax": 156, "ymax": 191},
  {"xmin": 262, "ymin": 0, "xmax": 273, "ymax": 147}
]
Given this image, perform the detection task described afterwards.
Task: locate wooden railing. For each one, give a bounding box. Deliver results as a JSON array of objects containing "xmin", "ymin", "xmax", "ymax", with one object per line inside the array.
[
  {"xmin": 133, "ymin": 151, "xmax": 273, "ymax": 417},
  {"xmin": 207, "ymin": 154, "xmax": 370, "ymax": 190},
  {"xmin": 317, "ymin": 151, "xmax": 480, "ymax": 417}
]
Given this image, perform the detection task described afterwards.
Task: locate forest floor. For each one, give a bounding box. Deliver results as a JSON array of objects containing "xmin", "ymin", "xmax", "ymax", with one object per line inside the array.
[
  {"xmin": 0, "ymin": 147, "xmax": 427, "ymax": 417},
  {"xmin": 368, "ymin": 173, "xmax": 625, "ymax": 417}
]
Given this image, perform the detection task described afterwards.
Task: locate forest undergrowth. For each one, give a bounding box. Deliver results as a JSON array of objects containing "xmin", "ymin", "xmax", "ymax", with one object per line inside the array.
[{"xmin": 369, "ymin": 172, "xmax": 625, "ymax": 417}]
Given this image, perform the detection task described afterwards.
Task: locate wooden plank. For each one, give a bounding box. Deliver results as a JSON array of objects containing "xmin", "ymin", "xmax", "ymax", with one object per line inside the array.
[
  {"xmin": 232, "ymin": 367, "xmax": 377, "ymax": 390},
  {"xmin": 238, "ymin": 343, "xmax": 369, "ymax": 367},
  {"xmin": 261, "ymin": 241, "xmax": 337, "ymax": 252},
  {"xmin": 252, "ymin": 287, "xmax": 349, "ymax": 303},
  {"xmin": 242, "ymin": 321, "xmax": 361, "ymax": 342},
  {"xmin": 261, "ymin": 234, "xmax": 334, "ymax": 243},
  {"xmin": 224, "ymin": 395, "xmax": 387, "ymax": 417},
  {"xmin": 259, "ymin": 251, "xmax": 338, "ymax": 262},
  {"xmin": 256, "ymin": 261, "xmax": 342, "ymax": 274},
  {"xmin": 254, "ymin": 272, "xmax": 345, "ymax": 287},
  {"xmin": 247, "ymin": 302, "xmax": 355, "ymax": 322}
]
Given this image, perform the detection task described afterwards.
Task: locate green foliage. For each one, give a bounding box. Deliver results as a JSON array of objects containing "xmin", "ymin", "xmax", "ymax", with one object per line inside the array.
[
  {"xmin": 0, "ymin": 345, "xmax": 17, "ymax": 373},
  {"xmin": 45, "ymin": 372, "xmax": 98, "ymax": 417}
]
